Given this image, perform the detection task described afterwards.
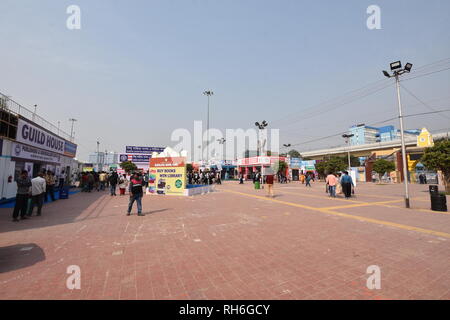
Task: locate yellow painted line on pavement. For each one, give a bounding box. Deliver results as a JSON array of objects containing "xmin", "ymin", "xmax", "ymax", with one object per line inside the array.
[
  {"xmin": 222, "ymin": 189, "xmax": 450, "ymax": 239},
  {"xmin": 281, "ymin": 187, "xmax": 434, "ymax": 204},
  {"xmin": 281, "ymin": 190, "xmax": 364, "ymax": 204},
  {"xmin": 378, "ymin": 204, "xmax": 450, "ymax": 215},
  {"xmin": 323, "ymin": 199, "xmax": 403, "ymax": 210}
]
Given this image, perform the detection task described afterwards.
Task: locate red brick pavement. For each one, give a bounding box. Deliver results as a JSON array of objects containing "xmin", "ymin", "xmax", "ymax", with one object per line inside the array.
[{"xmin": 0, "ymin": 181, "xmax": 449, "ymax": 300}]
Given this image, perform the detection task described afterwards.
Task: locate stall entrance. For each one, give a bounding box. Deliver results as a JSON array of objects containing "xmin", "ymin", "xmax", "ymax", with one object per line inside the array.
[{"xmin": 292, "ymin": 169, "xmax": 299, "ymax": 181}]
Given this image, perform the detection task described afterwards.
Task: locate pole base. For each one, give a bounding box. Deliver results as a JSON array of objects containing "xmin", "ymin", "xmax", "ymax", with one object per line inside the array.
[{"xmin": 405, "ymin": 198, "xmax": 410, "ymax": 208}]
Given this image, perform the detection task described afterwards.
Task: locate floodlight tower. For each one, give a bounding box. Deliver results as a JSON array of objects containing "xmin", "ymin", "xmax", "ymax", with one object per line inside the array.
[
  {"xmin": 203, "ymin": 90, "xmax": 214, "ymax": 165},
  {"xmin": 255, "ymin": 121, "xmax": 268, "ymax": 156},
  {"xmin": 382, "ymin": 61, "xmax": 413, "ymax": 208}
]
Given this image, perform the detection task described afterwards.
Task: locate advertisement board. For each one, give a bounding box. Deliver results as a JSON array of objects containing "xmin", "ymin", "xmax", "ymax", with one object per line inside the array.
[
  {"xmin": 125, "ymin": 146, "xmax": 165, "ymax": 154},
  {"xmin": 64, "ymin": 141, "xmax": 78, "ymax": 158},
  {"xmin": 289, "ymin": 158, "xmax": 302, "ymax": 169},
  {"xmin": 16, "ymin": 118, "xmax": 65, "ymax": 155},
  {"xmin": 83, "ymin": 163, "xmax": 94, "ymax": 172},
  {"xmin": 119, "ymin": 154, "xmax": 152, "ymax": 164},
  {"xmin": 12, "ymin": 142, "xmax": 61, "ymax": 164},
  {"xmin": 149, "ymin": 157, "xmax": 186, "ymax": 195}
]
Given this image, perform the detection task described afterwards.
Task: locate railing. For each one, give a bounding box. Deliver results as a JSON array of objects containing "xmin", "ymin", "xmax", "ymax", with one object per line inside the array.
[{"xmin": 0, "ymin": 91, "xmax": 73, "ymax": 142}]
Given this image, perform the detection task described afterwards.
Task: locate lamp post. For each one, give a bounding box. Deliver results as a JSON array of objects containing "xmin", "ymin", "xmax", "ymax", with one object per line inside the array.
[
  {"xmin": 33, "ymin": 104, "xmax": 37, "ymax": 121},
  {"xmin": 283, "ymin": 143, "xmax": 291, "ymax": 156},
  {"xmin": 383, "ymin": 61, "xmax": 413, "ymax": 208},
  {"xmin": 69, "ymin": 118, "xmax": 77, "ymax": 142},
  {"xmin": 96, "ymin": 140, "xmax": 100, "ymax": 172},
  {"xmin": 203, "ymin": 90, "xmax": 214, "ymax": 165},
  {"xmin": 255, "ymin": 121, "xmax": 268, "ymax": 156},
  {"xmin": 342, "ymin": 134, "xmax": 354, "ymax": 170},
  {"xmin": 217, "ymin": 138, "xmax": 226, "ymax": 161}
]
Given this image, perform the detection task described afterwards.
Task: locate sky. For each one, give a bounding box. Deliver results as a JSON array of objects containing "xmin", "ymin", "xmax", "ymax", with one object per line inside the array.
[{"xmin": 1, "ymin": 0, "xmax": 449, "ymax": 161}]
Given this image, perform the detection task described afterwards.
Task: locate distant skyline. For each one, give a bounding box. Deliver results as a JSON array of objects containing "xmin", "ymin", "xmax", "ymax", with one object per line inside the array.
[{"xmin": 1, "ymin": 0, "xmax": 449, "ymax": 161}]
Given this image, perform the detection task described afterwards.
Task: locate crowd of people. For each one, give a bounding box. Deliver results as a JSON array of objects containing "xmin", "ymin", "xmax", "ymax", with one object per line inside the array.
[
  {"xmin": 12, "ymin": 165, "xmax": 358, "ymax": 222},
  {"xmin": 76, "ymin": 171, "xmax": 149, "ymax": 194},
  {"xmin": 239, "ymin": 169, "xmax": 356, "ymax": 199},
  {"xmin": 187, "ymin": 169, "xmax": 222, "ymax": 185},
  {"xmin": 12, "ymin": 169, "xmax": 67, "ymax": 222},
  {"xmin": 11, "ymin": 169, "xmax": 149, "ymax": 222},
  {"xmin": 77, "ymin": 170, "xmax": 147, "ymax": 216}
]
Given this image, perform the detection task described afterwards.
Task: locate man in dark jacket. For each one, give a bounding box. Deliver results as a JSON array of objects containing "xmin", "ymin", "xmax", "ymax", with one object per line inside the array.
[
  {"xmin": 108, "ymin": 171, "xmax": 119, "ymax": 196},
  {"xmin": 12, "ymin": 170, "xmax": 32, "ymax": 222},
  {"xmin": 127, "ymin": 173, "xmax": 144, "ymax": 216}
]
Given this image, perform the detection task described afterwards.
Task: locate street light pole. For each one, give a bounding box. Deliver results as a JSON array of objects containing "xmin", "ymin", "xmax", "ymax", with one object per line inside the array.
[
  {"xmin": 255, "ymin": 121, "xmax": 268, "ymax": 157},
  {"xmin": 203, "ymin": 90, "xmax": 214, "ymax": 165},
  {"xmin": 33, "ymin": 104, "xmax": 37, "ymax": 121},
  {"xmin": 283, "ymin": 144, "xmax": 291, "ymax": 156},
  {"xmin": 342, "ymin": 134, "xmax": 354, "ymax": 171},
  {"xmin": 383, "ymin": 61, "xmax": 413, "ymax": 208},
  {"xmin": 69, "ymin": 118, "xmax": 77, "ymax": 142},
  {"xmin": 218, "ymin": 138, "xmax": 226, "ymax": 161},
  {"xmin": 96, "ymin": 140, "xmax": 100, "ymax": 172},
  {"xmin": 395, "ymin": 74, "xmax": 410, "ymax": 208}
]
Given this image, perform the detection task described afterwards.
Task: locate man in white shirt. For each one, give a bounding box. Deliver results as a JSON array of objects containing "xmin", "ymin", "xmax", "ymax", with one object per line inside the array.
[{"xmin": 28, "ymin": 172, "xmax": 46, "ymax": 217}]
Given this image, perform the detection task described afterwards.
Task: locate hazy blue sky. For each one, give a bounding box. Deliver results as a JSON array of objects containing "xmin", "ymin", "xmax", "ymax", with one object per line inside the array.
[{"xmin": 1, "ymin": 0, "xmax": 449, "ymax": 161}]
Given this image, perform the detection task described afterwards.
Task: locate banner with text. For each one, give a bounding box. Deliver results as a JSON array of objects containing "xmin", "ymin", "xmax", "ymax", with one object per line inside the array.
[
  {"xmin": 12, "ymin": 142, "xmax": 61, "ymax": 164},
  {"xmin": 149, "ymin": 157, "xmax": 186, "ymax": 195},
  {"xmin": 125, "ymin": 146, "xmax": 165, "ymax": 154},
  {"xmin": 17, "ymin": 118, "xmax": 66, "ymax": 155},
  {"xmin": 119, "ymin": 154, "xmax": 152, "ymax": 164}
]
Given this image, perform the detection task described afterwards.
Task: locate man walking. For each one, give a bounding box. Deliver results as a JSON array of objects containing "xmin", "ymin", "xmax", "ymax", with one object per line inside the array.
[
  {"xmin": 305, "ymin": 174, "xmax": 313, "ymax": 187},
  {"xmin": 127, "ymin": 172, "xmax": 144, "ymax": 216},
  {"xmin": 12, "ymin": 170, "xmax": 32, "ymax": 222},
  {"xmin": 341, "ymin": 171, "xmax": 355, "ymax": 199},
  {"xmin": 326, "ymin": 172, "xmax": 337, "ymax": 198},
  {"xmin": 265, "ymin": 173, "xmax": 274, "ymax": 197},
  {"xmin": 28, "ymin": 172, "xmax": 46, "ymax": 217},
  {"xmin": 109, "ymin": 171, "xmax": 119, "ymax": 196}
]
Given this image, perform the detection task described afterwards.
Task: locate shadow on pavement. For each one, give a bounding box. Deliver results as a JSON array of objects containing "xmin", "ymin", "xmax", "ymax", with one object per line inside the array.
[
  {"xmin": 0, "ymin": 243, "xmax": 45, "ymax": 273},
  {"xmin": 0, "ymin": 190, "xmax": 111, "ymax": 233},
  {"xmin": 142, "ymin": 208, "xmax": 170, "ymax": 215}
]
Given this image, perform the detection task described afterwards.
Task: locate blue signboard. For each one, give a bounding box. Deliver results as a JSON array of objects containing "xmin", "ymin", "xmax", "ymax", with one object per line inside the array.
[
  {"xmin": 64, "ymin": 141, "xmax": 78, "ymax": 158},
  {"xmin": 120, "ymin": 154, "xmax": 152, "ymax": 164},
  {"xmin": 125, "ymin": 146, "xmax": 165, "ymax": 154},
  {"xmin": 289, "ymin": 158, "xmax": 302, "ymax": 169}
]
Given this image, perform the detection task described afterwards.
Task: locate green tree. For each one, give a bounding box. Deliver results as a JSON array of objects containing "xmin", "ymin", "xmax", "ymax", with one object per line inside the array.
[
  {"xmin": 340, "ymin": 155, "xmax": 361, "ymax": 167},
  {"xmin": 315, "ymin": 161, "xmax": 327, "ymax": 178},
  {"xmin": 372, "ymin": 159, "xmax": 396, "ymax": 182},
  {"xmin": 315, "ymin": 157, "xmax": 346, "ymax": 178},
  {"xmin": 120, "ymin": 161, "xmax": 137, "ymax": 173},
  {"xmin": 275, "ymin": 160, "xmax": 288, "ymax": 174},
  {"xmin": 288, "ymin": 149, "xmax": 301, "ymax": 158},
  {"xmin": 326, "ymin": 157, "xmax": 347, "ymax": 174},
  {"xmin": 421, "ymin": 139, "xmax": 450, "ymax": 193}
]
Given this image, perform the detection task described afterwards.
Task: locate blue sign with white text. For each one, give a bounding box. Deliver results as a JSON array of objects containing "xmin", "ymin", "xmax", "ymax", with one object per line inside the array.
[{"xmin": 125, "ymin": 146, "xmax": 165, "ymax": 154}]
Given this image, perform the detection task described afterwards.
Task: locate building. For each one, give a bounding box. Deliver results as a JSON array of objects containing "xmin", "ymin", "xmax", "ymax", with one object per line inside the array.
[
  {"xmin": 349, "ymin": 124, "xmax": 420, "ymax": 146},
  {"xmin": 349, "ymin": 124, "xmax": 380, "ymax": 145},
  {"xmin": 88, "ymin": 151, "xmax": 119, "ymax": 171},
  {"xmin": 237, "ymin": 156, "xmax": 289, "ymax": 180},
  {"xmin": 0, "ymin": 92, "xmax": 78, "ymax": 200}
]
